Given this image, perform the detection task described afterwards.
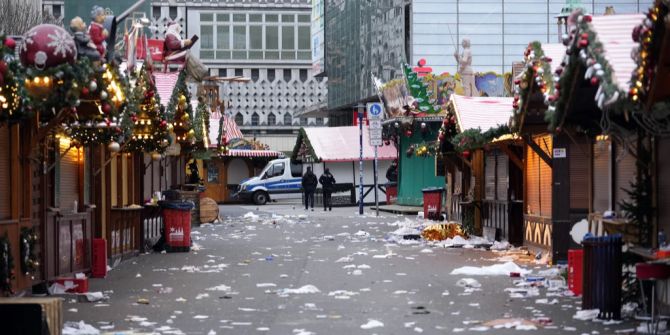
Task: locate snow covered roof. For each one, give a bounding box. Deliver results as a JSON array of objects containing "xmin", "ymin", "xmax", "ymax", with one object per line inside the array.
[
  {"xmin": 298, "ymin": 126, "xmax": 397, "ymax": 162},
  {"xmin": 542, "ymin": 43, "xmax": 567, "ymax": 73},
  {"xmin": 208, "ymin": 108, "xmax": 244, "ymax": 148},
  {"xmin": 449, "ymin": 95, "xmax": 514, "ymax": 132},
  {"xmin": 153, "ymin": 72, "xmax": 179, "ymax": 108},
  {"xmin": 590, "ymin": 14, "xmax": 644, "ymax": 91}
]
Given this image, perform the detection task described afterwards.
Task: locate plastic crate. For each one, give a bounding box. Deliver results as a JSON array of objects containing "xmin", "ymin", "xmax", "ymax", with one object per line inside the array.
[{"xmin": 568, "ymin": 249, "xmax": 583, "ymax": 296}]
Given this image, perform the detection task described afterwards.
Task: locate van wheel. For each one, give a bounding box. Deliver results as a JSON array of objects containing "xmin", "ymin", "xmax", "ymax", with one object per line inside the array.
[{"xmin": 252, "ymin": 191, "xmax": 269, "ymax": 205}]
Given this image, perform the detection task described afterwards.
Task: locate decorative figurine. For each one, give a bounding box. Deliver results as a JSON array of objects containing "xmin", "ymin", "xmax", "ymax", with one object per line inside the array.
[
  {"xmin": 88, "ymin": 6, "xmax": 108, "ymax": 59},
  {"xmin": 70, "ymin": 17, "xmax": 101, "ymax": 63},
  {"xmin": 454, "ymin": 38, "xmax": 479, "ymax": 97},
  {"xmin": 164, "ymin": 21, "xmax": 208, "ymax": 81}
]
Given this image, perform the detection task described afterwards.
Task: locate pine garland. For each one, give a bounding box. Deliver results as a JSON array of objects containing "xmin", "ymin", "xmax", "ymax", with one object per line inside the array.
[
  {"xmin": 450, "ymin": 125, "xmax": 511, "ymax": 153},
  {"xmin": 291, "ymin": 127, "xmax": 319, "ymax": 162},
  {"xmin": 0, "ymin": 35, "xmax": 25, "ymax": 123},
  {"xmin": 0, "ymin": 234, "xmax": 15, "ymax": 295},
  {"xmin": 166, "ymin": 70, "xmax": 194, "ymax": 144},
  {"xmin": 511, "ymin": 41, "xmax": 555, "ymax": 132},
  {"xmin": 19, "ymin": 228, "xmax": 38, "ymax": 278},
  {"xmin": 620, "ymin": 137, "xmax": 654, "ymax": 247}
]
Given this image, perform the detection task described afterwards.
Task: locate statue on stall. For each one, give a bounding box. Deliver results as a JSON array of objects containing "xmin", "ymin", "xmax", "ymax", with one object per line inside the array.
[
  {"xmin": 69, "ymin": 17, "xmax": 101, "ymax": 63},
  {"xmin": 88, "ymin": 6, "xmax": 108, "ymax": 59},
  {"xmin": 164, "ymin": 21, "xmax": 208, "ymax": 82},
  {"xmin": 454, "ymin": 38, "xmax": 479, "ymax": 97}
]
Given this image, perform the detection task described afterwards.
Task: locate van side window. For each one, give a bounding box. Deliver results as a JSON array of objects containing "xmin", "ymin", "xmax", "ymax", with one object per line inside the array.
[
  {"xmin": 272, "ymin": 163, "xmax": 285, "ymax": 177},
  {"xmin": 290, "ymin": 162, "xmax": 303, "ymax": 177}
]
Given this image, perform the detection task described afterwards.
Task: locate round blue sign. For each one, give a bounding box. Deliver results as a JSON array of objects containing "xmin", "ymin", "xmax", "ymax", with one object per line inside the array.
[{"xmin": 370, "ymin": 104, "xmax": 382, "ymax": 116}]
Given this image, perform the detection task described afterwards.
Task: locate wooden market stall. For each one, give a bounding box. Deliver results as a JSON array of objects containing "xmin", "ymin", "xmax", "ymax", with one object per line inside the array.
[
  {"xmin": 540, "ymin": 12, "xmax": 643, "ymax": 258},
  {"xmin": 439, "ymin": 95, "xmax": 522, "ymax": 243}
]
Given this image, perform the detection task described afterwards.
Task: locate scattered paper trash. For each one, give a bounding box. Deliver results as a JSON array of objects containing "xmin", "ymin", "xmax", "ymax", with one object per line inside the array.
[
  {"xmin": 360, "ymin": 319, "xmax": 384, "ymax": 329},
  {"xmin": 573, "ymin": 309, "xmax": 600, "ymax": 321},
  {"xmin": 456, "ymin": 278, "xmax": 481, "ymax": 288},
  {"xmin": 451, "ymin": 262, "xmax": 530, "ymax": 276},
  {"xmin": 63, "ymin": 321, "xmax": 100, "ymax": 335}
]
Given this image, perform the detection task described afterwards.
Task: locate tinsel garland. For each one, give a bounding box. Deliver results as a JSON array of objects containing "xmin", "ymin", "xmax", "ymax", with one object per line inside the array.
[
  {"xmin": 0, "ymin": 234, "xmax": 15, "ymax": 295},
  {"xmin": 547, "ymin": 10, "xmax": 632, "ymax": 134},
  {"xmin": 511, "ymin": 41, "xmax": 555, "ymax": 132},
  {"xmin": 450, "ymin": 125, "xmax": 511, "ymax": 154},
  {"xmin": 19, "ymin": 228, "xmax": 38, "ymax": 278},
  {"xmin": 0, "ymin": 35, "xmax": 25, "ymax": 123}
]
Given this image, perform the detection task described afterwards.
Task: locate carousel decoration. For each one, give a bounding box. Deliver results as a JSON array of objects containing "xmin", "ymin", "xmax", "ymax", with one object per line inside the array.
[
  {"xmin": 124, "ymin": 65, "xmax": 170, "ymax": 154},
  {"xmin": 0, "ymin": 234, "xmax": 15, "ymax": 295},
  {"xmin": 19, "ymin": 228, "xmax": 38, "ymax": 279},
  {"xmin": 629, "ymin": 2, "xmax": 670, "ymax": 136},
  {"xmin": 167, "ymin": 70, "xmax": 194, "ymax": 145},
  {"xmin": 402, "ymin": 63, "xmax": 439, "ymax": 114},
  {"xmin": 0, "ymin": 35, "xmax": 24, "ymax": 123},
  {"xmin": 511, "ymin": 41, "xmax": 555, "ymax": 132},
  {"xmin": 19, "ymin": 24, "xmax": 93, "ymax": 120}
]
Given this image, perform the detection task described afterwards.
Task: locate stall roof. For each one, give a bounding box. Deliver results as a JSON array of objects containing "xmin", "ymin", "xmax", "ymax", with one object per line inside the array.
[
  {"xmin": 153, "ymin": 72, "xmax": 179, "ymax": 108},
  {"xmin": 208, "ymin": 109, "xmax": 244, "ymax": 148},
  {"xmin": 298, "ymin": 126, "xmax": 397, "ymax": 162},
  {"xmin": 226, "ymin": 149, "xmax": 284, "ymax": 158},
  {"xmin": 542, "ymin": 43, "xmax": 568, "ymax": 73},
  {"xmin": 591, "ymin": 14, "xmax": 644, "ymax": 91},
  {"xmin": 449, "ymin": 95, "xmax": 515, "ymax": 132}
]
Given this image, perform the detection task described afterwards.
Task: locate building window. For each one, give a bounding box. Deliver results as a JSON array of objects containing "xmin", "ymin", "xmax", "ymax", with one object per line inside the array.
[
  {"xmin": 300, "ymin": 117, "xmax": 307, "ymax": 126},
  {"xmin": 235, "ymin": 113, "xmax": 244, "ymax": 126},
  {"xmin": 316, "ymin": 117, "xmax": 324, "ymax": 126},
  {"xmin": 53, "ymin": 5, "xmax": 62, "ymax": 18},
  {"xmin": 169, "ymin": 6, "xmax": 177, "ymax": 20},
  {"xmin": 284, "ymin": 113, "xmax": 292, "ymax": 125},
  {"xmin": 152, "ymin": 6, "xmax": 161, "ymax": 20},
  {"xmin": 299, "ymin": 69, "xmax": 308, "ymax": 82},
  {"xmin": 267, "ymin": 69, "xmax": 276, "ymax": 82},
  {"xmin": 251, "ymin": 69, "xmax": 259, "ymax": 82},
  {"xmin": 251, "ymin": 112, "xmax": 259, "ymax": 126},
  {"xmin": 283, "ymin": 69, "xmax": 292, "ymax": 81},
  {"xmin": 235, "ymin": 68, "xmax": 243, "ymax": 77},
  {"xmin": 268, "ymin": 113, "xmax": 276, "ymax": 125}
]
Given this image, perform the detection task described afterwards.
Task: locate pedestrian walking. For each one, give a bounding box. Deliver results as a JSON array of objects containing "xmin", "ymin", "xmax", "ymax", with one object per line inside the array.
[
  {"xmin": 386, "ymin": 159, "xmax": 398, "ymax": 182},
  {"xmin": 319, "ymin": 168, "xmax": 336, "ymax": 211},
  {"xmin": 301, "ymin": 167, "xmax": 318, "ymax": 211}
]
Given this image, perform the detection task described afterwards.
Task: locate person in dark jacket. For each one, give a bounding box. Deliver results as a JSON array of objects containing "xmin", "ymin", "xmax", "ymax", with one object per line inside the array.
[
  {"xmin": 319, "ymin": 168, "xmax": 336, "ymax": 211},
  {"xmin": 386, "ymin": 159, "xmax": 398, "ymax": 182},
  {"xmin": 301, "ymin": 167, "xmax": 318, "ymax": 210}
]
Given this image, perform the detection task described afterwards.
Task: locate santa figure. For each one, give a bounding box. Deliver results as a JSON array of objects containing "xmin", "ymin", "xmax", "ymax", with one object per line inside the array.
[
  {"xmin": 163, "ymin": 21, "xmax": 208, "ymax": 81},
  {"xmin": 88, "ymin": 6, "xmax": 108, "ymax": 58}
]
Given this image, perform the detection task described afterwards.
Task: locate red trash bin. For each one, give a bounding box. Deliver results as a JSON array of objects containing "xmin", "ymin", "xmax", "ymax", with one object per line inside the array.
[
  {"xmin": 422, "ymin": 187, "xmax": 444, "ymax": 220},
  {"xmin": 91, "ymin": 238, "xmax": 107, "ymax": 278},
  {"xmin": 386, "ymin": 183, "xmax": 398, "ymax": 204},
  {"xmin": 568, "ymin": 249, "xmax": 583, "ymax": 296},
  {"xmin": 161, "ymin": 201, "xmax": 194, "ymax": 252}
]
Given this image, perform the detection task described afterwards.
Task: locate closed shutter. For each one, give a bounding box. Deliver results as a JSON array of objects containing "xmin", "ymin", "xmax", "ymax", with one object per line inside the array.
[
  {"xmin": 569, "ymin": 137, "xmax": 590, "ymax": 210},
  {"xmin": 0, "ymin": 126, "xmax": 10, "ymax": 219},
  {"xmin": 485, "ymin": 152, "xmax": 496, "ymax": 200},
  {"xmin": 658, "ymin": 138, "xmax": 670, "ymax": 233},
  {"xmin": 615, "ymin": 141, "xmax": 637, "ymax": 211},
  {"xmin": 525, "ymin": 134, "xmax": 553, "ymax": 217},
  {"xmin": 59, "ymin": 141, "xmax": 80, "ymax": 211},
  {"xmin": 592, "ymin": 140, "xmax": 612, "ymax": 212},
  {"xmin": 496, "ymin": 151, "xmax": 509, "ymax": 201}
]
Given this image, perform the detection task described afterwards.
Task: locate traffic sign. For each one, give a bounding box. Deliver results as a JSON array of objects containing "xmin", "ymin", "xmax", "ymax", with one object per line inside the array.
[
  {"xmin": 367, "ymin": 102, "xmax": 384, "ymax": 120},
  {"xmin": 369, "ymin": 120, "xmax": 382, "ymax": 129}
]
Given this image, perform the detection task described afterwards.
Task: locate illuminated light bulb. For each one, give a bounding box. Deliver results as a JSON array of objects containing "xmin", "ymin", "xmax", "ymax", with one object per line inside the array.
[
  {"xmin": 632, "ymin": 95, "xmax": 639, "ymax": 102},
  {"xmin": 636, "ymin": 81, "xmax": 643, "ymax": 88},
  {"xmin": 43, "ymin": 77, "xmax": 50, "ymax": 84},
  {"xmin": 34, "ymin": 77, "xmax": 40, "ymax": 84}
]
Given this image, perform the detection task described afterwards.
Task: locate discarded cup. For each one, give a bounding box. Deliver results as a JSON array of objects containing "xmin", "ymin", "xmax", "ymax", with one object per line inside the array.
[{"xmin": 510, "ymin": 272, "xmax": 521, "ymax": 277}]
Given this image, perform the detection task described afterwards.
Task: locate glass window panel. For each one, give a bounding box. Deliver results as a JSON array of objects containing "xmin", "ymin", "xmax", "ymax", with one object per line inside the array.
[
  {"xmin": 266, "ymin": 26, "xmax": 279, "ymax": 49},
  {"xmin": 233, "ymin": 26, "xmax": 246, "ymax": 49},
  {"xmin": 298, "ymin": 14, "xmax": 310, "ymax": 23},
  {"xmin": 297, "ymin": 51, "xmax": 311, "ymax": 60},
  {"xmin": 201, "ymin": 13, "xmax": 213, "ymax": 21},
  {"xmin": 281, "ymin": 51, "xmax": 296, "ymax": 60},
  {"xmin": 233, "ymin": 13, "xmax": 246, "ymax": 22},
  {"xmin": 282, "ymin": 14, "xmax": 295, "ymax": 22},
  {"xmin": 250, "ymin": 26, "xmax": 262, "ymax": 49},
  {"xmin": 200, "ymin": 50, "xmax": 214, "ymax": 59},
  {"xmin": 249, "ymin": 51, "xmax": 263, "ymax": 59},
  {"xmin": 265, "ymin": 51, "xmax": 279, "ymax": 59},
  {"xmin": 216, "ymin": 51, "xmax": 231, "ymax": 59},
  {"xmin": 282, "ymin": 26, "xmax": 294, "ymax": 50},
  {"xmin": 201, "ymin": 25, "xmax": 214, "ymax": 49},
  {"xmin": 298, "ymin": 26, "xmax": 310, "ymax": 50},
  {"xmin": 249, "ymin": 14, "xmax": 262, "ymax": 22},
  {"xmin": 266, "ymin": 14, "xmax": 278, "ymax": 22},
  {"xmin": 216, "ymin": 13, "xmax": 229, "ymax": 22},
  {"xmin": 216, "ymin": 26, "xmax": 229, "ymax": 49},
  {"xmin": 233, "ymin": 51, "xmax": 247, "ymax": 59}
]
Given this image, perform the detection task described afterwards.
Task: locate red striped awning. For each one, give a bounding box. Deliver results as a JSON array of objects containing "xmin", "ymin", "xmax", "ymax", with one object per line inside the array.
[
  {"xmin": 225, "ymin": 149, "xmax": 284, "ymax": 158},
  {"xmin": 153, "ymin": 72, "xmax": 179, "ymax": 108},
  {"xmin": 209, "ymin": 109, "xmax": 244, "ymax": 147}
]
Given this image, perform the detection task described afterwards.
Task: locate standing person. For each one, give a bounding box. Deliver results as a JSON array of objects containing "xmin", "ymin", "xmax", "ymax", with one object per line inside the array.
[
  {"xmin": 319, "ymin": 168, "xmax": 336, "ymax": 211},
  {"xmin": 302, "ymin": 167, "xmax": 318, "ymax": 211},
  {"xmin": 386, "ymin": 159, "xmax": 398, "ymax": 183}
]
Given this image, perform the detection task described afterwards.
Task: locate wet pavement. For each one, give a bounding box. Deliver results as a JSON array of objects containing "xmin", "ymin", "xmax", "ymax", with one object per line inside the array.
[{"xmin": 62, "ymin": 204, "xmax": 638, "ymax": 334}]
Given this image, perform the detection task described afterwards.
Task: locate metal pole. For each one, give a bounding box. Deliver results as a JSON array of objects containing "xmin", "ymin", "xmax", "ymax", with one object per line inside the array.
[
  {"xmin": 374, "ymin": 145, "xmax": 379, "ymax": 216},
  {"xmin": 358, "ymin": 105, "xmax": 364, "ymax": 215}
]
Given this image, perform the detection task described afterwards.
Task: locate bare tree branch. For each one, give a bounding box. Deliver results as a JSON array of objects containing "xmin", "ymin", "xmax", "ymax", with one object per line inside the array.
[{"xmin": 0, "ymin": 0, "xmax": 62, "ymax": 36}]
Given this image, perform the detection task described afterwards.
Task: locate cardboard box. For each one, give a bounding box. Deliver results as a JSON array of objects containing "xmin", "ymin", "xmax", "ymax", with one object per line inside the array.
[{"xmin": 0, "ymin": 297, "xmax": 63, "ymax": 335}]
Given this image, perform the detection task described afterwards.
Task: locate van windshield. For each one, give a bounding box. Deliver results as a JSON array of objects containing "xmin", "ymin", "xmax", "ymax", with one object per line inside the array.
[{"xmin": 260, "ymin": 162, "xmax": 273, "ymax": 178}]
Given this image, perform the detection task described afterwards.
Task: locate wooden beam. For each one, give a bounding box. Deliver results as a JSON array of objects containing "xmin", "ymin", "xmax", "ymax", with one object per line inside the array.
[
  {"xmin": 524, "ymin": 136, "xmax": 553, "ymax": 168},
  {"xmin": 646, "ymin": 19, "xmax": 670, "ymax": 110},
  {"xmin": 497, "ymin": 143, "xmax": 524, "ymax": 170},
  {"xmin": 34, "ymin": 108, "xmax": 68, "ymax": 146}
]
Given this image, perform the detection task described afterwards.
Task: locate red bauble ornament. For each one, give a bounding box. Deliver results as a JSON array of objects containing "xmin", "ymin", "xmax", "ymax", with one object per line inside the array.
[
  {"xmin": 160, "ymin": 120, "xmax": 167, "ymax": 128},
  {"xmin": 131, "ymin": 115, "xmax": 138, "ymax": 122},
  {"xmin": 19, "ymin": 24, "xmax": 76, "ymax": 69},
  {"xmin": 632, "ymin": 25, "xmax": 642, "ymax": 42},
  {"xmin": 438, "ymin": 133, "xmax": 445, "ymax": 141},
  {"xmin": 145, "ymin": 90, "xmax": 154, "ymax": 99},
  {"xmin": 102, "ymin": 104, "xmax": 112, "ymax": 114},
  {"xmin": 579, "ymin": 39, "xmax": 589, "ymax": 48},
  {"xmin": 514, "ymin": 79, "xmax": 521, "ymax": 85},
  {"xmin": 405, "ymin": 130, "xmax": 413, "ymax": 137},
  {"xmin": 81, "ymin": 87, "xmax": 89, "ymax": 96},
  {"xmin": 462, "ymin": 150, "xmax": 471, "ymax": 159},
  {"xmin": 442, "ymin": 118, "xmax": 449, "ymax": 126},
  {"xmin": 590, "ymin": 77, "xmax": 599, "ymax": 86},
  {"xmin": 4, "ymin": 37, "xmax": 16, "ymax": 50},
  {"xmin": 584, "ymin": 15, "xmax": 592, "ymax": 22},
  {"xmin": 0, "ymin": 61, "xmax": 7, "ymax": 75}
]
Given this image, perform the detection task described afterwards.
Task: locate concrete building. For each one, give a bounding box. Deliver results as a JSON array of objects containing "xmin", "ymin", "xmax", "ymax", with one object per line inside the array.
[
  {"xmin": 323, "ymin": 0, "xmax": 653, "ymax": 122},
  {"xmin": 149, "ymin": 0, "xmax": 328, "ymax": 152}
]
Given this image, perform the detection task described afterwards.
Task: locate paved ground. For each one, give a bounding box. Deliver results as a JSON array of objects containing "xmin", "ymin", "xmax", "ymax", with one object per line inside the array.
[{"xmin": 63, "ymin": 204, "xmax": 639, "ymax": 334}]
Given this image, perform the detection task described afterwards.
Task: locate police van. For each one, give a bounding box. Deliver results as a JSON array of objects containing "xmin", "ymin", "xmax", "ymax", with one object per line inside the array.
[{"xmin": 234, "ymin": 158, "xmax": 304, "ymax": 205}]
